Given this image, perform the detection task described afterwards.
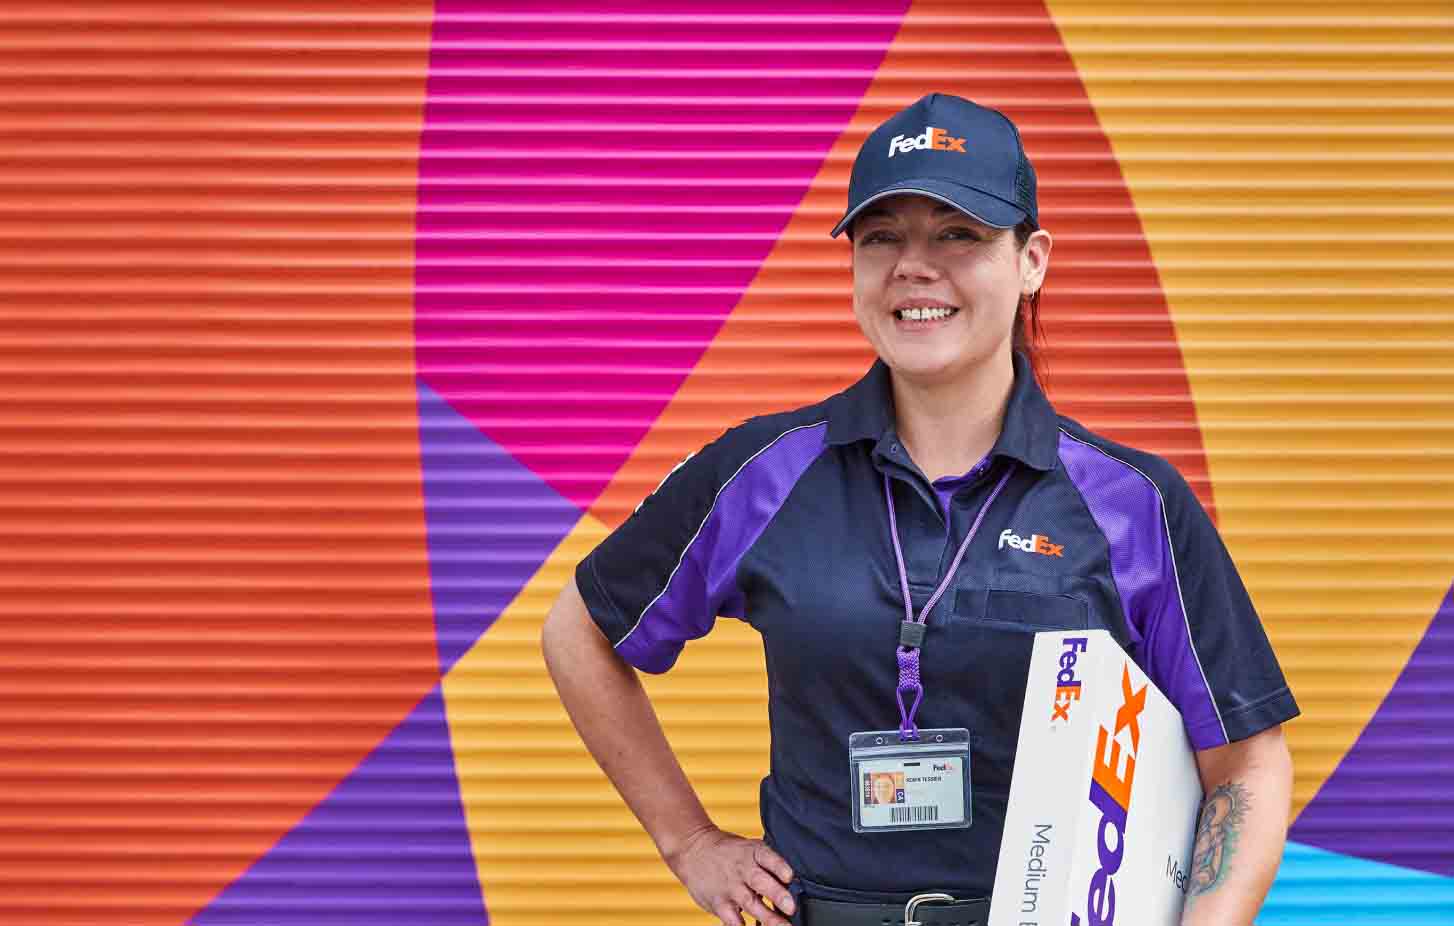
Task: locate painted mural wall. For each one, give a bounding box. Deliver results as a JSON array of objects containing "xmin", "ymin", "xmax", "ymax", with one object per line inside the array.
[{"xmin": 1, "ymin": 2, "xmax": 1450, "ymax": 924}]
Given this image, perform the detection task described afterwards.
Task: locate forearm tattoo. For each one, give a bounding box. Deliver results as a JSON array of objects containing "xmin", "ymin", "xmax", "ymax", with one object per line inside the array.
[{"xmin": 1187, "ymin": 781, "xmax": 1250, "ymax": 902}]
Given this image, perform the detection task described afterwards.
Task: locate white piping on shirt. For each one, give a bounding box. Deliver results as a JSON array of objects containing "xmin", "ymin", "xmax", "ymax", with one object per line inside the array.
[
  {"xmin": 615, "ymin": 420, "xmax": 829, "ymax": 651},
  {"xmin": 1057, "ymin": 427, "xmax": 1229, "ymax": 744}
]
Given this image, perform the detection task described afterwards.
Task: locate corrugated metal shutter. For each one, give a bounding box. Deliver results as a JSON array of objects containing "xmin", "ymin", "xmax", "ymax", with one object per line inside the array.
[
  {"xmin": 0, "ymin": 4, "xmax": 440, "ymax": 925},
  {"xmin": 445, "ymin": 2, "xmax": 1454, "ymax": 923},
  {"xmin": 2, "ymin": 2, "xmax": 1450, "ymax": 924},
  {"xmin": 1045, "ymin": 4, "xmax": 1454, "ymax": 916}
]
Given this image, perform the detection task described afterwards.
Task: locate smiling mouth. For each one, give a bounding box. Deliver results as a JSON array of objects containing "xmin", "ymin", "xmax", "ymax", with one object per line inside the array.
[{"xmin": 893, "ymin": 305, "xmax": 960, "ymax": 322}]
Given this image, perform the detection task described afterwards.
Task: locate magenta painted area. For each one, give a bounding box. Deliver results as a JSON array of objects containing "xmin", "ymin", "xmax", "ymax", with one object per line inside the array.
[
  {"xmin": 417, "ymin": 382, "xmax": 582, "ymax": 675},
  {"xmin": 193, "ymin": 687, "xmax": 488, "ymax": 925},
  {"xmin": 1290, "ymin": 582, "xmax": 1454, "ymax": 879},
  {"xmin": 414, "ymin": 1, "xmax": 908, "ymax": 509}
]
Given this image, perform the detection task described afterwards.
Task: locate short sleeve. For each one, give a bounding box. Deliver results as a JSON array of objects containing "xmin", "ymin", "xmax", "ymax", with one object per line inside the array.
[
  {"xmin": 1057, "ymin": 428, "xmax": 1300, "ymax": 750},
  {"xmin": 1143, "ymin": 468, "xmax": 1301, "ymax": 749},
  {"xmin": 574, "ymin": 416, "xmax": 829, "ymax": 675},
  {"xmin": 575, "ymin": 438, "xmax": 734, "ymax": 675}
]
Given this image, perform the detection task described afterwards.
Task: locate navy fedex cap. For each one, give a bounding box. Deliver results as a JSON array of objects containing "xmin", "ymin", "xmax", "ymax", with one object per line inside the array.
[{"xmin": 830, "ymin": 93, "xmax": 1038, "ymax": 237}]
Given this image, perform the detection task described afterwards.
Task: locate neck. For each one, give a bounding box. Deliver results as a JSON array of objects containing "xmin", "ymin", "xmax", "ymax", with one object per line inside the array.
[{"xmin": 891, "ymin": 353, "xmax": 1015, "ymax": 483}]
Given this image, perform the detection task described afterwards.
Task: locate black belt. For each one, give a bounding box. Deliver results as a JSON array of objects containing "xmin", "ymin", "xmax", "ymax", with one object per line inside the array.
[{"xmin": 799, "ymin": 892, "xmax": 989, "ymax": 926}]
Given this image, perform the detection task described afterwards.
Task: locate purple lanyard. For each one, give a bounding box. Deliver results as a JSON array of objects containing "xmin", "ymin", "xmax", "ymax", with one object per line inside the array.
[{"xmin": 884, "ymin": 464, "xmax": 1014, "ymax": 740}]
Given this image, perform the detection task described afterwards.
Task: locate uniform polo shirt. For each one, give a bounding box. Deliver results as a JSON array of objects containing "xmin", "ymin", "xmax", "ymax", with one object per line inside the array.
[{"xmin": 576, "ymin": 350, "xmax": 1299, "ymax": 899}]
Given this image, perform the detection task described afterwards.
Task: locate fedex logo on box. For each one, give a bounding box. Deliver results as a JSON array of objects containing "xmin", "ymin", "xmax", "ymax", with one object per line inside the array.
[
  {"xmin": 1052, "ymin": 636, "xmax": 1086, "ymax": 722},
  {"xmin": 1070, "ymin": 664, "xmax": 1150, "ymax": 926},
  {"xmin": 989, "ymin": 630, "xmax": 1201, "ymax": 926}
]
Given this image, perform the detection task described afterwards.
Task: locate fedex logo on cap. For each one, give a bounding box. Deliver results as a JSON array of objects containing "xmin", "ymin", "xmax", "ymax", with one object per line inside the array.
[{"xmin": 887, "ymin": 125, "xmax": 966, "ymax": 158}]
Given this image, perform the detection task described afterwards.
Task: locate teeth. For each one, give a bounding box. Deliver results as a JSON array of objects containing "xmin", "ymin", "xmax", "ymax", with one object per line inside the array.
[{"xmin": 897, "ymin": 306, "xmax": 956, "ymax": 321}]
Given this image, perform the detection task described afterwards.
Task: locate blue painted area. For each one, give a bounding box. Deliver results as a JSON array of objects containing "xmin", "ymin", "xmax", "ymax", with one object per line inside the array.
[
  {"xmin": 193, "ymin": 687, "xmax": 488, "ymax": 925},
  {"xmin": 1260, "ymin": 841, "xmax": 1454, "ymax": 925},
  {"xmin": 416, "ymin": 381, "xmax": 582, "ymax": 675}
]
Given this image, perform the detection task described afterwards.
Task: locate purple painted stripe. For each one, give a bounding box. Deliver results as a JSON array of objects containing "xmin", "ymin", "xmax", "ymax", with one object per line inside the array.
[
  {"xmin": 193, "ymin": 687, "xmax": 487, "ymax": 925},
  {"xmin": 1056, "ymin": 431, "xmax": 1228, "ymax": 749},
  {"xmin": 416, "ymin": 382, "xmax": 582, "ymax": 676},
  {"xmin": 1290, "ymin": 582, "xmax": 1454, "ymax": 878},
  {"xmin": 413, "ymin": 1, "xmax": 908, "ymax": 510},
  {"xmin": 617, "ymin": 421, "xmax": 828, "ymax": 673}
]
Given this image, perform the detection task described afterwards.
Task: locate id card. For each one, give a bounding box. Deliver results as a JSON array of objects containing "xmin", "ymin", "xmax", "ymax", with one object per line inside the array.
[{"xmin": 848, "ymin": 728, "xmax": 972, "ymax": 833}]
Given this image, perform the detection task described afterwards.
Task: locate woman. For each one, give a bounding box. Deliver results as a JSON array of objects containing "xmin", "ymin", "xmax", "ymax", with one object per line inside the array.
[{"xmin": 542, "ymin": 94, "xmax": 1298, "ymax": 926}]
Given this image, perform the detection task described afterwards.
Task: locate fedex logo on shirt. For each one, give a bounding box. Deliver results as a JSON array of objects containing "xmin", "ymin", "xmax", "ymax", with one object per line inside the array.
[
  {"xmin": 1051, "ymin": 636, "xmax": 1087, "ymax": 722},
  {"xmin": 998, "ymin": 529, "xmax": 1064, "ymax": 557},
  {"xmin": 887, "ymin": 125, "xmax": 967, "ymax": 157},
  {"xmin": 1070, "ymin": 664, "xmax": 1150, "ymax": 926}
]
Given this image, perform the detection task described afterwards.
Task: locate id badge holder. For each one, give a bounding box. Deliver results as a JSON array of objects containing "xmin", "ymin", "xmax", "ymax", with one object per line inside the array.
[{"xmin": 848, "ymin": 727, "xmax": 972, "ymax": 833}]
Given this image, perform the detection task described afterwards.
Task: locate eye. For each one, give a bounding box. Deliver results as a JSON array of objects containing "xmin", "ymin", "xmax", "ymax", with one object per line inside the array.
[
  {"xmin": 940, "ymin": 226, "xmax": 983, "ymax": 242},
  {"xmin": 858, "ymin": 229, "xmax": 898, "ymax": 245}
]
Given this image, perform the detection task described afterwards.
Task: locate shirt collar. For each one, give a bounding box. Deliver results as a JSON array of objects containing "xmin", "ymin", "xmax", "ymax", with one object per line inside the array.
[{"xmin": 826, "ymin": 350, "xmax": 1060, "ymax": 472}]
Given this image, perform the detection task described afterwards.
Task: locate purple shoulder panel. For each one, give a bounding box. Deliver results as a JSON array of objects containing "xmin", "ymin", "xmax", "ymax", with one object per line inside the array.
[
  {"xmin": 616, "ymin": 421, "xmax": 828, "ymax": 673},
  {"xmin": 1056, "ymin": 431, "xmax": 1229, "ymax": 749}
]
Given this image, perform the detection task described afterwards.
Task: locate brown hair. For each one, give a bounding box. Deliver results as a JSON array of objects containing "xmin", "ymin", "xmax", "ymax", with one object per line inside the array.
[{"xmin": 1012, "ymin": 218, "xmax": 1046, "ymax": 384}]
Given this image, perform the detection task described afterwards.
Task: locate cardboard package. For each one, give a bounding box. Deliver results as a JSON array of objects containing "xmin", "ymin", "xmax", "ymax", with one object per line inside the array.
[{"xmin": 990, "ymin": 630, "xmax": 1203, "ymax": 926}]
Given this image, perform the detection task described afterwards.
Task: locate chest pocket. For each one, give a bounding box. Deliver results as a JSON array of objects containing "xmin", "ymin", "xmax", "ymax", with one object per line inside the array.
[
  {"xmin": 954, "ymin": 569, "xmax": 1089, "ymax": 633},
  {"xmin": 937, "ymin": 570, "xmax": 1089, "ymax": 795},
  {"xmin": 982, "ymin": 588, "xmax": 1088, "ymax": 632}
]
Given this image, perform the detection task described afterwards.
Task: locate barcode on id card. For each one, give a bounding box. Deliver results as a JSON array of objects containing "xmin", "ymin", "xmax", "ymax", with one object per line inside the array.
[{"xmin": 890, "ymin": 805, "xmax": 938, "ymax": 823}]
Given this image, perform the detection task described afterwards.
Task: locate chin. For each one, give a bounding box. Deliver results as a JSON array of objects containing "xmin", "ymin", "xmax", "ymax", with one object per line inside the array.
[{"xmin": 887, "ymin": 352, "xmax": 966, "ymax": 382}]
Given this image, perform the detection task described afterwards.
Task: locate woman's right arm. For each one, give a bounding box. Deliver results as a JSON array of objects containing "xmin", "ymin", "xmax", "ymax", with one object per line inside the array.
[{"xmin": 540, "ymin": 576, "xmax": 797, "ymax": 926}]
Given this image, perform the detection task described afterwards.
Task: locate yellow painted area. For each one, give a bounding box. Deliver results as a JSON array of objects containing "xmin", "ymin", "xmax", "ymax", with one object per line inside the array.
[
  {"xmin": 443, "ymin": 514, "xmax": 770, "ymax": 925},
  {"xmin": 1045, "ymin": 1, "xmax": 1454, "ymax": 815}
]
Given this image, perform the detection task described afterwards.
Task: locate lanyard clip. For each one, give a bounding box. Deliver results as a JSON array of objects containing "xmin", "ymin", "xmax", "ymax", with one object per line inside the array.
[{"xmin": 898, "ymin": 621, "xmax": 926, "ymax": 649}]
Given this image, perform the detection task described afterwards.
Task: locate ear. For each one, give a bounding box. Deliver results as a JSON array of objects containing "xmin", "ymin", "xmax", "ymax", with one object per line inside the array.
[{"xmin": 1019, "ymin": 228, "xmax": 1053, "ymax": 294}]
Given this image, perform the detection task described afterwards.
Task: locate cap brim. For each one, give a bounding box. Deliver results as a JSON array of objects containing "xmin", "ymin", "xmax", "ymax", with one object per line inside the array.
[{"xmin": 829, "ymin": 179, "xmax": 1028, "ymax": 238}]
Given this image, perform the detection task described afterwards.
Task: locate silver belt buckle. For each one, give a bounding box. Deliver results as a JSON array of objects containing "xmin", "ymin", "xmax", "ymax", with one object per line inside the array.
[{"xmin": 905, "ymin": 892, "xmax": 955, "ymax": 926}]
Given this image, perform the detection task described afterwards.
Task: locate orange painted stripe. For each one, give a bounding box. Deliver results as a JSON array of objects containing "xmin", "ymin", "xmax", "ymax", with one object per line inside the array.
[
  {"xmin": 591, "ymin": 0, "xmax": 1209, "ymax": 531},
  {"xmin": 0, "ymin": 5, "xmax": 437, "ymax": 924}
]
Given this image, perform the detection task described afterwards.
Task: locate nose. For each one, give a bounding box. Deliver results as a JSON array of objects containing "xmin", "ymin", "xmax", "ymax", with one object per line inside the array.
[{"xmin": 893, "ymin": 238, "xmax": 941, "ymax": 283}]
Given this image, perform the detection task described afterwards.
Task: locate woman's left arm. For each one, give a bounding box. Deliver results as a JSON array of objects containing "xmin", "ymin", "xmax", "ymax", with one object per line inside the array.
[{"xmin": 1180, "ymin": 724, "xmax": 1294, "ymax": 926}]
